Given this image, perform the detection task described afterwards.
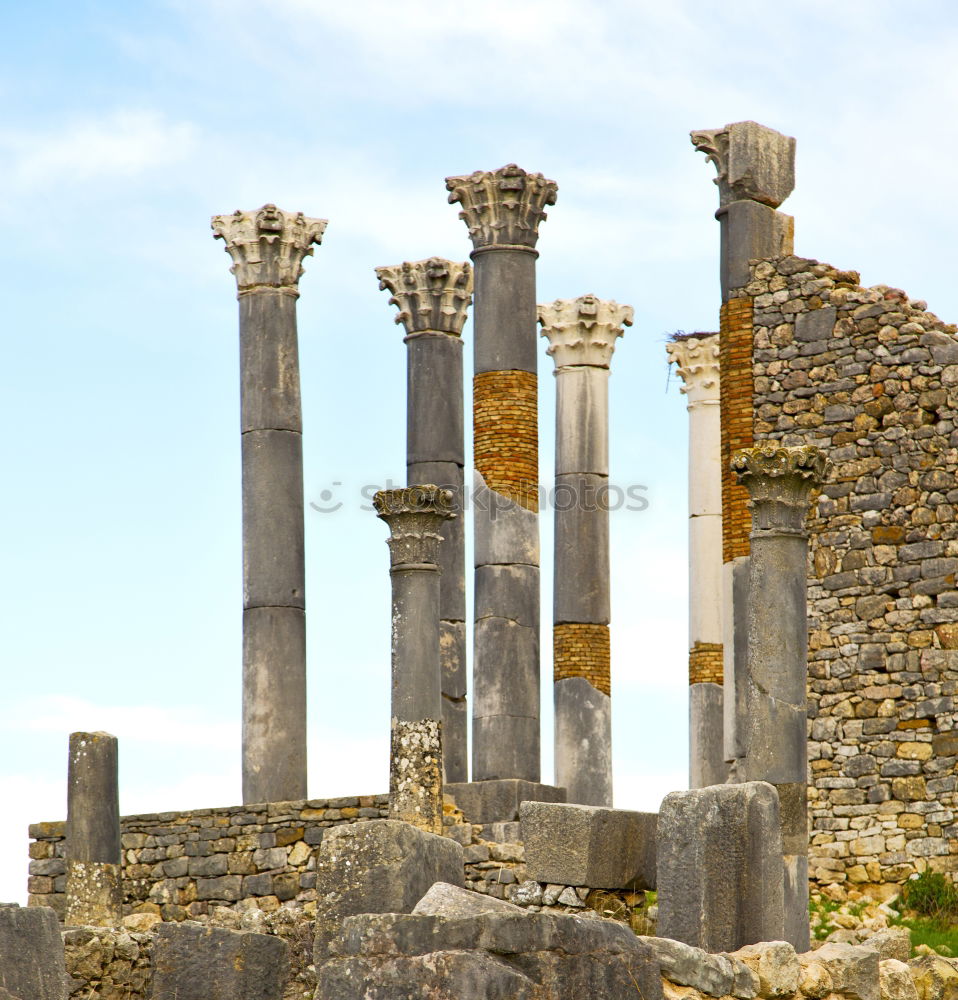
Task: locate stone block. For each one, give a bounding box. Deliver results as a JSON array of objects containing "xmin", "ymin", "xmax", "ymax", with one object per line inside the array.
[
  {"xmin": 313, "ymin": 820, "xmax": 464, "ymax": 965},
  {"xmin": 725, "ymin": 121, "xmax": 796, "ymax": 208},
  {"xmin": 813, "ymin": 942, "xmax": 879, "ymax": 1000},
  {"xmin": 520, "ymin": 800, "xmax": 656, "ymax": 889},
  {"xmin": 690, "ymin": 682, "xmax": 726, "ymax": 788},
  {"xmin": 864, "ymin": 928, "xmax": 911, "ymax": 963},
  {"xmin": 656, "ymin": 781, "xmax": 784, "ymax": 952},
  {"xmin": 879, "ymin": 959, "xmax": 918, "ymax": 1000},
  {"xmin": 320, "ymin": 909, "xmax": 664, "ymax": 1000},
  {"xmin": 795, "ymin": 306, "xmax": 837, "ymax": 343},
  {"xmin": 473, "ymin": 472, "xmax": 538, "ymax": 567},
  {"xmin": 0, "ymin": 904, "xmax": 67, "ymax": 1000},
  {"xmin": 644, "ymin": 936, "xmax": 756, "ymax": 997},
  {"xmin": 731, "ymin": 941, "xmax": 799, "ymax": 997},
  {"xmin": 445, "ymin": 779, "xmax": 566, "ymax": 824},
  {"xmin": 724, "ymin": 201, "xmax": 793, "ymax": 295},
  {"xmin": 152, "ymin": 922, "xmax": 288, "ymax": 999},
  {"xmin": 554, "ymin": 676, "xmax": 613, "ymax": 807},
  {"xmin": 413, "ymin": 881, "xmax": 522, "ymax": 917}
]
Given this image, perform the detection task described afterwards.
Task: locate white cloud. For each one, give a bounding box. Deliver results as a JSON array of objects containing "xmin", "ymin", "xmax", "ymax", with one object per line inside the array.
[{"xmin": 0, "ymin": 110, "xmax": 196, "ymax": 189}]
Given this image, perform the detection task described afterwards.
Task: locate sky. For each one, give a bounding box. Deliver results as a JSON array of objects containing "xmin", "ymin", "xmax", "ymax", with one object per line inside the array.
[{"xmin": 2, "ymin": 0, "xmax": 958, "ymax": 905}]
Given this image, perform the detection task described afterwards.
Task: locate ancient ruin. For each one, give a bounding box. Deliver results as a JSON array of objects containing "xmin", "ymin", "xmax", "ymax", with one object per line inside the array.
[{"xmin": 14, "ymin": 121, "xmax": 958, "ymax": 1000}]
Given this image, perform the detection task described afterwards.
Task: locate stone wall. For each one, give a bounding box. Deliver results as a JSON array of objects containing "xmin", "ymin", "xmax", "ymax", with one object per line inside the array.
[
  {"xmin": 29, "ymin": 795, "xmax": 388, "ymax": 922},
  {"xmin": 746, "ymin": 255, "xmax": 958, "ymax": 895}
]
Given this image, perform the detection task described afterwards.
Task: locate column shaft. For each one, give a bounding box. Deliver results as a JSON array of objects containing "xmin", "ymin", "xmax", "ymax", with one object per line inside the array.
[
  {"xmin": 375, "ymin": 486, "xmax": 454, "ymax": 834},
  {"xmin": 541, "ymin": 296, "xmax": 631, "ymax": 807},
  {"xmin": 213, "ymin": 204, "xmax": 326, "ymax": 805},
  {"xmin": 667, "ymin": 333, "xmax": 725, "ymax": 788},
  {"xmin": 65, "ymin": 731, "xmax": 122, "ymax": 926},
  {"xmin": 734, "ymin": 443, "xmax": 828, "ymax": 953},
  {"xmin": 376, "ymin": 258, "xmax": 472, "ymax": 784}
]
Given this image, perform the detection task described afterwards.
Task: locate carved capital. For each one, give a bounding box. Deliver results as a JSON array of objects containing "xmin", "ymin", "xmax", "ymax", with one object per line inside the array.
[
  {"xmin": 690, "ymin": 121, "xmax": 795, "ymax": 209},
  {"xmin": 375, "ymin": 258, "xmax": 473, "ymax": 337},
  {"xmin": 211, "ymin": 204, "xmax": 327, "ymax": 294},
  {"xmin": 732, "ymin": 444, "xmax": 830, "ymax": 536},
  {"xmin": 667, "ymin": 333, "xmax": 720, "ymax": 405},
  {"xmin": 374, "ymin": 485, "xmax": 455, "ymax": 567},
  {"xmin": 445, "ymin": 164, "xmax": 557, "ymax": 250},
  {"xmin": 538, "ymin": 295, "xmax": 632, "ymax": 370}
]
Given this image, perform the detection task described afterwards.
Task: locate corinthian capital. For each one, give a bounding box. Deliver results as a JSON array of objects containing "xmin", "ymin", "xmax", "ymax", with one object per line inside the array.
[
  {"xmin": 690, "ymin": 121, "xmax": 795, "ymax": 209},
  {"xmin": 211, "ymin": 204, "xmax": 327, "ymax": 294},
  {"xmin": 374, "ymin": 485, "xmax": 455, "ymax": 568},
  {"xmin": 375, "ymin": 258, "xmax": 473, "ymax": 337},
  {"xmin": 667, "ymin": 333, "xmax": 720, "ymax": 406},
  {"xmin": 732, "ymin": 443, "xmax": 829, "ymax": 536},
  {"xmin": 538, "ymin": 295, "xmax": 633, "ymax": 370},
  {"xmin": 445, "ymin": 164, "xmax": 558, "ymax": 250}
]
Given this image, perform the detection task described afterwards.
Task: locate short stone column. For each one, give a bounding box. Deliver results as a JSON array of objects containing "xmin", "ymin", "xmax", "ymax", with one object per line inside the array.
[
  {"xmin": 64, "ymin": 731, "xmax": 122, "ymax": 926},
  {"xmin": 732, "ymin": 442, "xmax": 829, "ymax": 952},
  {"xmin": 374, "ymin": 485, "xmax": 455, "ymax": 834},
  {"xmin": 446, "ymin": 164, "xmax": 557, "ymax": 783},
  {"xmin": 212, "ymin": 204, "xmax": 327, "ymax": 805},
  {"xmin": 667, "ymin": 333, "xmax": 725, "ymax": 788},
  {"xmin": 691, "ymin": 122, "xmax": 796, "ymax": 777},
  {"xmin": 376, "ymin": 258, "xmax": 473, "ymax": 783},
  {"xmin": 538, "ymin": 295, "xmax": 632, "ymax": 806}
]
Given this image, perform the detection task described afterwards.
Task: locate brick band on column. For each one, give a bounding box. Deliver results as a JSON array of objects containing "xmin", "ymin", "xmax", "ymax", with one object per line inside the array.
[
  {"xmin": 720, "ymin": 297, "xmax": 754, "ymax": 564},
  {"xmin": 553, "ymin": 623, "xmax": 610, "ymax": 696},
  {"xmin": 689, "ymin": 641, "xmax": 723, "ymax": 685},
  {"xmin": 473, "ymin": 370, "xmax": 538, "ymax": 511}
]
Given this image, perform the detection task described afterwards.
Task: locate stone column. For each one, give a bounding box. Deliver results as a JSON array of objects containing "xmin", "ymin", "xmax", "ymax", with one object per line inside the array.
[
  {"xmin": 667, "ymin": 333, "xmax": 725, "ymax": 788},
  {"xmin": 445, "ymin": 164, "xmax": 557, "ymax": 784},
  {"xmin": 374, "ymin": 485, "xmax": 455, "ymax": 834},
  {"xmin": 212, "ymin": 204, "xmax": 327, "ymax": 805},
  {"xmin": 538, "ymin": 295, "xmax": 632, "ymax": 807},
  {"xmin": 691, "ymin": 122, "xmax": 796, "ymax": 775},
  {"xmin": 732, "ymin": 442, "xmax": 828, "ymax": 952},
  {"xmin": 375, "ymin": 258, "xmax": 473, "ymax": 783},
  {"xmin": 65, "ymin": 731, "xmax": 122, "ymax": 926}
]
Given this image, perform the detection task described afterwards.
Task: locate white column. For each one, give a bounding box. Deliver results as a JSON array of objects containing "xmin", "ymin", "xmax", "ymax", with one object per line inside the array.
[{"xmin": 667, "ymin": 333, "xmax": 725, "ymax": 787}]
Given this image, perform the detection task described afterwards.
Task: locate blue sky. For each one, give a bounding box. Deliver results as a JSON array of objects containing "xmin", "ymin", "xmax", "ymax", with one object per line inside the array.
[{"xmin": 2, "ymin": 0, "xmax": 957, "ymax": 903}]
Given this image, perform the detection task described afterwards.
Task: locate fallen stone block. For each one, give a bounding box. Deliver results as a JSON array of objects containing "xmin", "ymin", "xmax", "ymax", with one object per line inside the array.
[
  {"xmin": 445, "ymin": 779, "xmax": 566, "ymax": 824},
  {"xmin": 520, "ymin": 800, "xmax": 656, "ymax": 889},
  {"xmin": 879, "ymin": 959, "xmax": 918, "ymax": 1000},
  {"xmin": 151, "ymin": 922, "xmax": 288, "ymax": 1000},
  {"xmin": 313, "ymin": 819, "xmax": 464, "ymax": 964},
  {"xmin": 642, "ymin": 935, "xmax": 754, "ymax": 998},
  {"xmin": 813, "ymin": 942, "xmax": 880, "ymax": 1000},
  {"xmin": 906, "ymin": 955, "xmax": 958, "ymax": 1000},
  {"xmin": 866, "ymin": 928, "xmax": 912, "ymax": 964},
  {"xmin": 319, "ymin": 909, "xmax": 664, "ymax": 1000},
  {"xmin": 413, "ymin": 881, "xmax": 522, "ymax": 917},
  {"xmin": 656, "ymin": 781, "xmax": 784, "ymax": 951},
  {"xmin": 731, "ymin": 941, "xmax": 799, "ymax": 997},
  {"xmin": 0, "ymin": 904, "xmax": 67, "ymax": 1000}
]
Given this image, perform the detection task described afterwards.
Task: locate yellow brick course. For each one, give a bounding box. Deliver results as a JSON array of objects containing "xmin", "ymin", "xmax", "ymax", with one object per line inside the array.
[
  {"xmin": 689, "ymin": 641, "xmax": 723, "ymax": 685},
  {"xmin": 554, "ymin": 623, "xmax": 610, "ymax": 696},
  {"xmin": 720, "ymin": 297, "xmax": 754, "ymax": 563},
  {"xmin": 473, "ymin": 370, "xmax": 538, "ymax": 511}
]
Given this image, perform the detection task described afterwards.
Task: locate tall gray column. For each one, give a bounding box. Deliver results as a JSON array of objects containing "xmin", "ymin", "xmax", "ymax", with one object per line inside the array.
[
  {"xmin": 691, "ymin": 122, "xmax": 796, "ymax": 777},
  {"xmin": 212, "ymin": 204, "xmax": 327, "ymax": 805},
  {"xmin": 538, "ymin": 295, "xmax": 632, "ymax": 806},
  {"xmin": 445, "ymin": 164, "xmax": 557, "ymax": 783},
  {"xmin": 666, "ymin": 333, "xmax": 726, "ymax": 788},
  {"xmin": 375, "ymin": 258, "xmax": 472, "ymax": 783},
  {"xmin": 733, "ymin": 443, "xmax": 829, "ymax": 952},
  {"xmin": 374, "ymin": 485, "xmax": 455, "ymax": 834},
  {"xmin": 65, "ymin": 731, "xmax": 122, "ymax": 926}
]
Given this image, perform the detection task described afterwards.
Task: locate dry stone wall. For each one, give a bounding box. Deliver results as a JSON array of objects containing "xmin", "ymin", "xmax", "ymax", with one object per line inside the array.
[
  {"xmin": 29, "ymin": 795, "xmax": 388, "ymax": 922},
  {"xmin": 746, "ymin": 255, "xmax": 958, "ymax": 895}
]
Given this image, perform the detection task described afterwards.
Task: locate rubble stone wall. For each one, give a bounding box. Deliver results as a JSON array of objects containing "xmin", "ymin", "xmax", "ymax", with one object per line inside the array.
[
  {"xmin": 28, "ymin": 795, "xmax": 388, "ymax": 922},
  {"xmin": 746, "ymin": 255, "xmax": 958, "ymax": 894}
]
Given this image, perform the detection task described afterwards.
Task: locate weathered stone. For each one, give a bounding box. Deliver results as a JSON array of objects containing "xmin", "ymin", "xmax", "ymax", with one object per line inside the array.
[
  {"xmin": 865, "ymin": 928, "xmax": 912, "ymax": 963},
  {"xmin": 520, "ymin": 800, "xmax": 656, "ymax": 889},
  {"xmin": 879, "ymin": 959, "xmax": 919, "ymax": 1000},
  {"xmin": 152, "ymin": 922, "xmax": 288, "ymax": 999},
  {"xmin": 0, "ymin": 905, "xmax": 66, "ymax": 1000},
  {"xmin": 313, "ymin": 820, "xmax": 464, "ymax": 964},
  {"xmin": 444, "ymin": 779, "xmax": 566, "ymax": 824},
  {"xmin": 413, "ymin": 881, "xmax": 522, "ymax": 917},
  {"xmin": 813, "ymin": 942, "xmax": 880, "ymax": 1000},
  {"xmin": 321, "ymin": 908, "xmax": 664, "ymax": 1000},
  {"xmin": 644, "ymin": 936, "xmax": 740, "ymax": 996},
  {"xmin": 908, "ymin": 955, "xmax": 958, "ymax": 1000},
  {"xmin": 657, "ymin": 781, "xmax": 785, "ymax": 951},
  {"xmin": 732, "ymin": 941, "xmax": 800, "ymax": 997}
]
